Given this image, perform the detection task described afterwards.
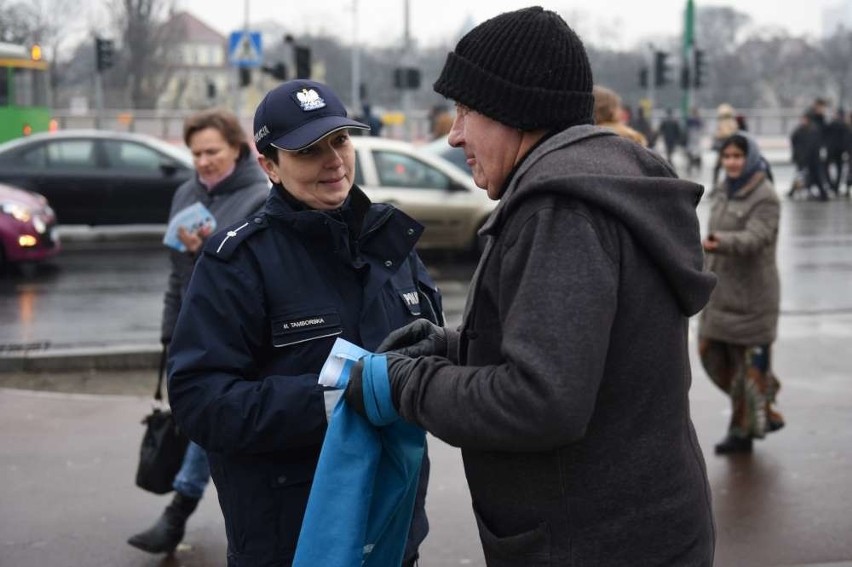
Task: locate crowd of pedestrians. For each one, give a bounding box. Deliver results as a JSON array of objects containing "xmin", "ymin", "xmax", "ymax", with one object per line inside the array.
[{"xmin": 789, "ymin": 97, "xmax": 852, "ymax": 200}]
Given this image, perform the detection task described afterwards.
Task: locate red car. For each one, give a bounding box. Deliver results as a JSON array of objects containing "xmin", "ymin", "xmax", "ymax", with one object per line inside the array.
[{"xmin": 0, "ymin": 182, "xmax": 60, "ymax": 267}]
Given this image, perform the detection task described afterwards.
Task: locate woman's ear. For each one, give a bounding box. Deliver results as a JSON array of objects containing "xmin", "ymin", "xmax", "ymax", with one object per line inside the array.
[{"xmin": 257, "ymin": 154, "xmax": 280, "ymax": 185}]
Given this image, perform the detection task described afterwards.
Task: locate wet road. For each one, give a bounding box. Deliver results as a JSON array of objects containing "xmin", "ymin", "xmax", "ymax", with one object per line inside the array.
[
  {"xmin": 1, "ymin": 163, "xmax": 850, "ymax": 349},
  {"xmin": 1, "ymin": 162, "xmax": 852, "ymax": 566}
]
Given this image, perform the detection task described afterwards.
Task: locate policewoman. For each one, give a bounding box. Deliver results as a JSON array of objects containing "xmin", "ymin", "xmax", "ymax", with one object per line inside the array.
[{"xmin": 167, "ymin": 79, "xmax": 442, "ymax": 567}]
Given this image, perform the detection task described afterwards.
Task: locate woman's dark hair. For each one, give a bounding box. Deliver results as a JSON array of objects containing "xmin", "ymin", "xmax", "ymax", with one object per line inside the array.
[
  {"xmin": 260, "ymin": 146, "xmax": 279, "ymax": 164},
  {"xmin": 720, "ymin": 134, "xmax": 748, "ymax": 155},
  {"xmin": 183, "ymin": 108, "xmax": 250, "ymax": 157}
]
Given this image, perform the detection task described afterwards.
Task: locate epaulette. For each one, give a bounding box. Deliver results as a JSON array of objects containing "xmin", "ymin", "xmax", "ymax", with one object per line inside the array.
[{"xmin": 203, "ymin": 214, "xmax": 269, "ymax": 260}]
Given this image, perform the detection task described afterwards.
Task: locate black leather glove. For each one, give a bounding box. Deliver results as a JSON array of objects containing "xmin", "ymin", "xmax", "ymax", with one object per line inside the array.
[
  {"xmin": 376, "ymin": 319, "xmax": 448, "ymax": 358},
  {"xmin": 344, "ymin": 353, "xmax": 416, "ymax": 421}
]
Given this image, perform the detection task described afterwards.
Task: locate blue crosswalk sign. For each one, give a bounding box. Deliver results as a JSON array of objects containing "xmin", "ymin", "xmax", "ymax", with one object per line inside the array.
[{"xmin": 229, "ymin": 31, "xmax": 262, "ymax": 68}]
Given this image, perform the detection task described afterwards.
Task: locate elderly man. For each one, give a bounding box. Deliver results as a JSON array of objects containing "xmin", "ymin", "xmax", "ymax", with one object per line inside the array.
[{"xmin": 346, "ymin": 6, "xmax": 717, "ymax": 566}]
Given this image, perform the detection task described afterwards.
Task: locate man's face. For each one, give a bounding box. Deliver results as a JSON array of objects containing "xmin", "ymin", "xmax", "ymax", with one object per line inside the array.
[
  {"xmin": 258, "ymin": 130, "xmax": 356, "ymax": 210},
  {"xmin": 448, "ymin": 103, "xmax": 524, "ymax": 200}
]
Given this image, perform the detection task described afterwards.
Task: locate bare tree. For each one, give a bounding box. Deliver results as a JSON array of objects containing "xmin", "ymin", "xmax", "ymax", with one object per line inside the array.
[
  {"xmin": 695, "ymin": 6, "xmax": 752, "ymax": 55},
  {"xmin": 109, "ymin": 0, "xmax": 179, "ymax": 109},
  {"xmin": 0, "ymin": 0, "xmax": 34, "ymax": 43},
  {"xmin": 819, "ymin": 28, "xmax": 852, "ymax": 108}
]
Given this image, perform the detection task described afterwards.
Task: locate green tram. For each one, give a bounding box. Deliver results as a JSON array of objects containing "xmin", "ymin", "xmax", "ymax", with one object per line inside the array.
[{"xmin": 0, "ymin": 42, "xmax": 52, "ymax": 143}]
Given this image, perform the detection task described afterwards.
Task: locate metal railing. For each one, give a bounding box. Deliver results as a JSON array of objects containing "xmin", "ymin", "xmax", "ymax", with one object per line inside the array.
[{"xmin": 50, "ymin": 107, "xmax": 804, "ymax": 145}]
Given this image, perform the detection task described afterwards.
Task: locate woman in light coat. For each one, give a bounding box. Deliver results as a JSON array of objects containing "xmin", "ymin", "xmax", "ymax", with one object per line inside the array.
[{"xmin": 699, "ymin": 132, "xmax": 784, "ymax": 454}]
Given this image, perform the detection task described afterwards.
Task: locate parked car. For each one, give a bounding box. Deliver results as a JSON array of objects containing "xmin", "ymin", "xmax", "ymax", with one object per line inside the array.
[
  {"xmin": 0, "ymin": 130, "xmax": 194, "ymax": 225},
  {"xmin": 419, "ymin": 135, "xmax": 471, "ymax": 175},
  {"xmin": 352, "ymin": 136, "xmax": 494, "ymax": 253},
  {"xmin": 0, "ymin": 182, "xmax": 59, "ymax": 267}
]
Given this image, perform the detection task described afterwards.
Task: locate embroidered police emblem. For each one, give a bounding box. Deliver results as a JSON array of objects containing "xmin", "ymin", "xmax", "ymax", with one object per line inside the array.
[{"xmin": 293, "ymin": 88, "xmax": 326, "ymax": 111}]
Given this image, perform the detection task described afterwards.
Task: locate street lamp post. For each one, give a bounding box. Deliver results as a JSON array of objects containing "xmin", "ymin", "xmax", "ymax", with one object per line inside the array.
[{"xmin": 351, "ymin": 0, "xmax": 361, "ymax": 113}]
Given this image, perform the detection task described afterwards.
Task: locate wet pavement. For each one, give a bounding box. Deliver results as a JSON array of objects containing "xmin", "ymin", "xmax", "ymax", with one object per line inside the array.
[{"xmin": 1, "ymin": 162, "xmax": 852, "ymax": 565}]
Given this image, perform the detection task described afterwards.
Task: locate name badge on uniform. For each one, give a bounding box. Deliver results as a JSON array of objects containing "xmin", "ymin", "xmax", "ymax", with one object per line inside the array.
[{"xmin": 271, "ymin": 311, "xmax": 342, "ymax": 348}]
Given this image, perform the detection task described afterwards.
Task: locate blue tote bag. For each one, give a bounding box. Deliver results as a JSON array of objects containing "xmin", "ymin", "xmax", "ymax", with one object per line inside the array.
[{"xmin": 293, "ymin": 353, "xmax": 425, "ymax": 567}]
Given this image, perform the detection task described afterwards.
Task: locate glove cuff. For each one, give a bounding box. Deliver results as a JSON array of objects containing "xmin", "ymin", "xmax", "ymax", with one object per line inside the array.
[{"xmin": 445, "ymin": 328, "xmax": 461, "ymax": 364}]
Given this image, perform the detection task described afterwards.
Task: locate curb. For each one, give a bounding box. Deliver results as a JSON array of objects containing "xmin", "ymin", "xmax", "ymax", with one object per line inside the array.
[
  {"xmin": 0, "ymin": 344, "xmax": 161, "ymax": 373},
  {"xmin": 55, "ymin": 225, "xmax": 167, "ymax": 251}
]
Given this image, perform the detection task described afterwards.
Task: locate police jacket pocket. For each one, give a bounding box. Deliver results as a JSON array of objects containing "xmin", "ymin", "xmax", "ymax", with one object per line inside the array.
[
  {"xmin": 472, "ymin": 505, "xmax": 552, "ymax": 567},
  {"xmin": 271, "ymin": 311, "xmax": 342, "ymax": 348}
]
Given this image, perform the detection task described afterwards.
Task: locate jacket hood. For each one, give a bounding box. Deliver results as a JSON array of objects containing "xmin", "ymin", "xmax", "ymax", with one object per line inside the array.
[{"xmin": 484, "ymin": 125, "xmax": 716, "ymax": 316}]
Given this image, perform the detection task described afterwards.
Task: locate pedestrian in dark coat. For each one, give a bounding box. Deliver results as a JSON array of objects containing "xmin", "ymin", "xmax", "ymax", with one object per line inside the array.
[
  {"xmin": 167, "ymin": 80, "xmax": 441, "ymax": 567},
  {"xmin": 824, "ymin": 108, "xmax": 849, "ymax": 193},
  {"xmin": 345, "ymin": 7, "xmax": 717, "ymax": 566},
  {"xmin": 788, "ymin": 113, "xmax": 826, "ymax": 199},
  {"xmin": 658, "ymin": 107, "xmax": 683, "ymax": 164}
]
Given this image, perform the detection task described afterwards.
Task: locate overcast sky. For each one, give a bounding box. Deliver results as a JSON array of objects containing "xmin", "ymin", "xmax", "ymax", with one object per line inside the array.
[{"xmin": 177, "ymin": 0, "xmax": 843, "ymax": 50}]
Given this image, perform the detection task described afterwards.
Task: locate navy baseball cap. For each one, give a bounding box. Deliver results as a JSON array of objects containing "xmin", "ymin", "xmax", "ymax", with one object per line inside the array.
[{"xmin": 253, "ymin": 79, "xmax": 369, "ymax": 152}]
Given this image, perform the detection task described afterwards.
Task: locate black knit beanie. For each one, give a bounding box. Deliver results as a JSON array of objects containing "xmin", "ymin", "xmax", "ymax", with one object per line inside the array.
[{"xmin": 433, "ymin": 6, "xmax": 594, "ymax": 131}]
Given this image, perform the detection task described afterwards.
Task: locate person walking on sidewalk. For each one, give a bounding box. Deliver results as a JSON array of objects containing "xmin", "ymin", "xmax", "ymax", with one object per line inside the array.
[
  {"xmin": 127, "ymin": 108, "xmax": 269, "ymax": 555},
  {"xmin": 167, "ymin": 79, "xmax": 441, "ymax": 566},
  {"xmin": 344, "ymin": 7, "xmax": 717, "ymax": 565},
  {"xmin": 824, "ymin": 108, "xmax": 850, "ymax": 194},
  {"xmin": 699, "ymin": 132, "xmax": 785, "ymax": 455},
  {"xmin": 658, "ymin": 107, "xmax": 683, "ymax": 165}
]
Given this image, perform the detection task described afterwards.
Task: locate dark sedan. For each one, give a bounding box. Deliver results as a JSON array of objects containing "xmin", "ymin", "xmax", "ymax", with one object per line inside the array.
[{"xmin": 0, "ymin": 130, "xmax": 194, "ymax": 225}]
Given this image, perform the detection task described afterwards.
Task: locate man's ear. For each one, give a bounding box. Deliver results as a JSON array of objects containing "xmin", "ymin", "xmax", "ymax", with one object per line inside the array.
[{"xmin": 257, "ymin": 153, "xmax": 280, "ymax": 184}]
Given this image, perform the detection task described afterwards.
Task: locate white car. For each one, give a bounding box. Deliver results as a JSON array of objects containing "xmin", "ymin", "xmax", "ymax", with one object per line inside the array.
[{"xmin": 352, "ymin": 136, "xmax": 494, "ymax": 254}]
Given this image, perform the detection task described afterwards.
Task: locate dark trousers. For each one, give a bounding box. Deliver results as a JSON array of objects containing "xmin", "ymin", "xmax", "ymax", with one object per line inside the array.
[
  {"xmin": 807, "ymin": 158, "xmax": 829, "ymax": 199},
  {"xmin": 826, "ymin": 152, "xmax": 845, "ymax": 192}
]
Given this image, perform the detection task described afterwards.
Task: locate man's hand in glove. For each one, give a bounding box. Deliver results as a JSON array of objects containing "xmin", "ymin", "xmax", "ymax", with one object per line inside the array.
[
  {"xmin": 343, "ymin": 353, "xmax": 416, "ymax": 421},
  {"xmin": 377, "ymin": 319, "xmax": 448, "ymax": 358}
]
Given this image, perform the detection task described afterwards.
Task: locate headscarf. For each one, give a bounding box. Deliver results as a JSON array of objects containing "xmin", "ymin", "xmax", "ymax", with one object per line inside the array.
[{"xmin": 721, "ymin": 131, "xmax": 765, "ymax": 195}]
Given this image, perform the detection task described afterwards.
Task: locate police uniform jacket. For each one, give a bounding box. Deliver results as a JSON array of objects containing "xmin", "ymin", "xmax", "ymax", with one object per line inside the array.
[
  {"xmin": 167, "ymin": 184, "xmax": 442, "ymax": 567},
  {"xmin": 389, "ymin": 126, "xmax": 717, "ymax": 566}
]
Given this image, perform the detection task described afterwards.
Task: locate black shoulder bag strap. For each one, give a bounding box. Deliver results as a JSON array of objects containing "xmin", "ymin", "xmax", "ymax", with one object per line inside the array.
[{"xmin": 154, "ymin": 343, "xmax": 167, "ymax": 402}]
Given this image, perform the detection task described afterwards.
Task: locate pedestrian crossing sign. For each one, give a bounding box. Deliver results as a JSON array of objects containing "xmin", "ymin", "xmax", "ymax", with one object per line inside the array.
[{"xmin": 229, "ymin": 31, "xmax": 262, "ymax": 68}]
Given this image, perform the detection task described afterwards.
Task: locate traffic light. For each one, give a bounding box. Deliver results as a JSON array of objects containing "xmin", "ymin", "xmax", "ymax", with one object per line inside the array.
[
  {"xmin": 693, "ymin": 49, "xmax": 706, "ymax": 88},
  {"xmin": 95, "ymin": 38, "xmax": 114, "ymax": 72},
  {"xmin": 654, "ymin": 51, "xmax": 671, "ymax": 87},
  {"xmin": 393, "ymin": 67, "xmax": 421, "ymax": 90},
  {"xmin": 639, "ymin": 67, "xmax": 649, "ymax": 89},
  {"xmin": 294, "ymin": 46, "xmax": 311, "ymax": 78}
]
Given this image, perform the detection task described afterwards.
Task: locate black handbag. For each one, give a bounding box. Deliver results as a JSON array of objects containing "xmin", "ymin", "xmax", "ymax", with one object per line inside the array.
[{"xmin": 134, "ymin": 345, "xmax": 189, "ymax": 494}]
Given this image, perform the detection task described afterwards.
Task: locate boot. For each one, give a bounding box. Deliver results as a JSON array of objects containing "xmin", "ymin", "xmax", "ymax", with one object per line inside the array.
[
  {"xmin": 127, "ymin": 492, "xmax": 200, "ymax": 554},
  {"xmin": 714, "ymin": 434, "xmax": 753, "ymax": 455}
]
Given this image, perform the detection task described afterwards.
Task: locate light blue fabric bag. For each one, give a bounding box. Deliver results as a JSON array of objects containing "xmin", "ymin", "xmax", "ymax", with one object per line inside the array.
[{"xmin": 293, "ymin": 353, "xmax": 426, "ymax": 567}]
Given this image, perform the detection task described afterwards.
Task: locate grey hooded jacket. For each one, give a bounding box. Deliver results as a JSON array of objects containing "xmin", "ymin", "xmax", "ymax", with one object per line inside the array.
[
  {"xmin": 395, "ymin": 126, "xmax": 717, "ymax": 566},
  {"xmin": 161, "ymin": 152, "xmax": 269, "ymax": 342}
]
